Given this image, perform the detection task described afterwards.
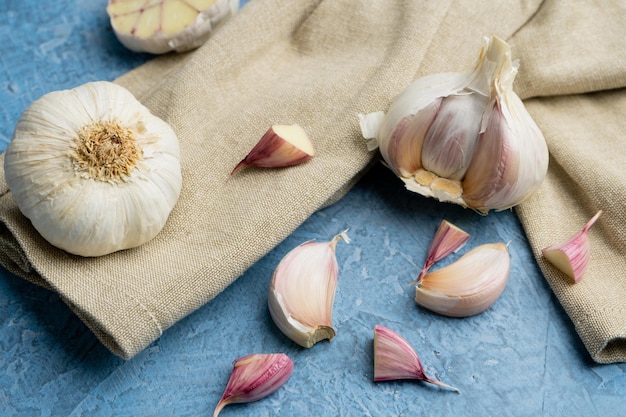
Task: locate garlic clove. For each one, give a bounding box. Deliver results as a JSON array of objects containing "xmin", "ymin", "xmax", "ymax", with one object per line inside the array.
[
  {"xmin": 415, "ymin": 242, "xmax": 510, "ymax": 317},
  {"xmin": 421, "ymin": 93, "xmax": 488, "ymax": 181},
  {"xmin": 4, "ymin": 81, "xmax": 182, "ymax": 257},
  {"xmin": 358, "ymin": 36, "xmax": 548, "ymax": 213},
  {"xmin": 231, "ymin": 124, "xmax": 315, "ymax": 176},
  {"xmin": 213, "ymin": 353, "xmax": 294, "ymax": 417},
  {"xmin": 380, "ymin": 99, "xmax": 441, "ymax": 178},
  {"xmin": 373, "ymin": 325, "xmax": 460, "ymax": 393},
  {"xmin": 541, "ymin": 211, "xmax": 602, "ymax": 283},
  {"xmin": 107, "ymin": 0, "xmax": 239, "ymax": 54},
  {"xmin": 409, "ymin": 219, "xmax": 470, "ymax": 286},
  {"xmin": 268, "ymin": 231, "xmax": 349, "ymax": 348},
  {"xmin": 461, "ymin": 90, "xmax": 549, "ymax": 213}
]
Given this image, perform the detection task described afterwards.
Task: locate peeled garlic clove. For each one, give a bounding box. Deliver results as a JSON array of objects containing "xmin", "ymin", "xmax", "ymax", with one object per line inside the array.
[
  {"xmin": 415, "ymin": 243, "xmax": 510, "ymax": 317},
  {"xmin": 213, "ymin": 353, "xmax": 294, "ymax": 417},
  {"xmin": 231, "ymin": 124, "xmax": 315, "ymax": 176},
  {"xmin": 373, "ymin": 325, "xmax": 460, "ymax": 393},
  {"xmin": 359, "ymin": 36, "xmax": 548, "ymax": 213},
  {"xmin": 107, "ymin": 0, "xmax": 239, "ymax": 54},
  {"xmin": 542, "ymin": 211, "xmax": 602, "ymax": 283},
  {"xmin": 268, "ymin": 231, "xmax": 349, "ymax": 348},
  {"xmin": 409, "ymin": 219, "xmax": 470, "ymax": 286},
  {"xmin": 4, "ymin": 81, "xmax": 182, "ymax": 257}
]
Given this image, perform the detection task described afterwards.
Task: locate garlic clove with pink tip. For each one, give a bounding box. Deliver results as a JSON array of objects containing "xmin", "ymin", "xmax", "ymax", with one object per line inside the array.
[
  {"xmin": 542, "ymin": 210, "xmax": 602, "ymax": 283},
  {"xmin": 213, "ymin": 353, "xmax": 294, "ymax": 417},
  {"xmin": 373, "ymin": 325, "xmax": 460, "ymax": 393}
]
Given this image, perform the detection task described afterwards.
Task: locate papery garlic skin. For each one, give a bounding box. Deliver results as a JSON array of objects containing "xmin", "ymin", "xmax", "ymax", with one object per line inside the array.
[
  {"xmin": 542, "ymin": 211, "xmax": 602, "ymax": 283},
  {"xmin": 268, "ymin": 231, "xmax": 349, "ymax": 348},
  {"xmin": 415, "ymin": 242, "xmax": 510, "ymax": 317},
  {"xmin": 4, "ymin": 81, "xmax": 182, "ymax": 257},
  {"xmin": 213, "ymin": 353, "xmax": 294, "ymax": 417},
  {"xmin": 107, "ymin": 0, "xmax": 239, "ymax": 54},
  {"xmin": 373, "ymin": 325, "xmax": 460, "ymax": 393},
  {"xmin": 359, "ymin": 36, "xmax": 548, "ymax": 213}
]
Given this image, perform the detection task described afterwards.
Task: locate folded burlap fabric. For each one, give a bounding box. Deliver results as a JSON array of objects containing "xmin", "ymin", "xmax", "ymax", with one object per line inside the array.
[{"xmin": 0, "ymin": 0, "xmax": 624, "ymax": 362}]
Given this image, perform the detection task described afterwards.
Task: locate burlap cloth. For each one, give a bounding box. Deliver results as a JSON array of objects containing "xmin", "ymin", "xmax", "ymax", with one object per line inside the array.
[{"xmin": 0, "ymin": 0, "xmax": 624, "ymax": 362}]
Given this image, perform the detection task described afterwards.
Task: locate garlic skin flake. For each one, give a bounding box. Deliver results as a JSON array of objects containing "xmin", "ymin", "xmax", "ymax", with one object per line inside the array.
[
  {"xmin": 213, "ymin": 353, "xmax": 294, "ymax": 417},
  {"xmin": 542, "ymin": 210, "xmax": 602, "ymax": 283},
  {"xmin": 107, "ymin": 0, "xmax": 239, "ymax": 54},
  {"xmin": 4, "ymin": 81, "xmax": 182, "ymax": 257},
  {"xmin": 359, "ymin": 36, "xmax": 548, "ymax": 213},
  {"xmin": 373, "ymin": 325, "xmax": 460, "ymax": 393},
  {"xmin": 268, "ymin": 231, "xmax": 349, "ymax": 348},
  {"xmin": 415, "ymin": 243, "xmax": 510, "ymax": 317}
]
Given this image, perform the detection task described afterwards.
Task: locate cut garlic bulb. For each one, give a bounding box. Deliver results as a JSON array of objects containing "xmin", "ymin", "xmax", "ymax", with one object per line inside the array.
[
  {"xmin": 213, "ymin": 353, "xmax": 294, "ymax": 417},
  {"xmin": 231, "ymin": 124, "xmax": 315, "ymax": 176},
  {"xmin": 4, "ymin": 81, "xmax": 182, "ymax": 257},
  {"xmin": 107, "ymin": 0, "xmax": 239, "ymax": 54},
  {"xmin": 415, "ymin": 243, "xmax": 510, "ymax": 317},
  {"xmin": 542, "ymin": 210, "xmax": 602, "ymax": 283},
  {"xmin": 268, "ymin": 231, "xmax": 349, "ymax": 348},
  {"xmin": 359, "ymin": 36, "xmax": 548, "ymax": 213},
  {"xmin": 373, "ymin": 325, "xmax": 460, "ymax": 393}
]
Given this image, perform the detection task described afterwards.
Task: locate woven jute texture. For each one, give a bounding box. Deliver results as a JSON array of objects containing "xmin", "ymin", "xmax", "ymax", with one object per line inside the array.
[{"xmin": 0, "ymin": 0, "xmax": 624, "ymax": 362}]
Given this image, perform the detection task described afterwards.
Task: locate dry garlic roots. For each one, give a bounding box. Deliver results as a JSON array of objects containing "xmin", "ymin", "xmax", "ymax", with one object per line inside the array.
[
  {"xmin": 4, "ymin": 81, "xmax": 182, "ymax": 257},
  {"xmin": 107, "ymin": 0, "xmax": 239, "ymax": 54},
  {"xmin": 359, "ymin": 36, "xmax": 549, "ymax": 213}
]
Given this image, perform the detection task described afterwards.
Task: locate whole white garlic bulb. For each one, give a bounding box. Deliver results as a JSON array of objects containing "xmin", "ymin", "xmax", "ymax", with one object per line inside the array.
[
  {"xmin": 4, "ymin": 81, "xmax": 182, "ymax": 257},
  {"xmin": 359, "ymin": 36, "xmax": 549, "ymax": 213}
]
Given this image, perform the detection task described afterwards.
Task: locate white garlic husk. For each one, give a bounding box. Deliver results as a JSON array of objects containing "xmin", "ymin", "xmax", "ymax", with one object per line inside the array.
[
  {"xmin": 4, "ymin": 81, "xmax": 182, "ymax": 257},
  {"xmin": 107, "ymin": 0, "xmax": 239, "ymax": 54},
  {"xmin": 359, "ymin": 36, "xmax": 549, "ymax": 213}
]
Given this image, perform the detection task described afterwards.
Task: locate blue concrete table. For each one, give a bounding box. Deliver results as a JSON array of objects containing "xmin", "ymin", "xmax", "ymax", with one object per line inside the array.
[{"xmin": 1, "ymin": 1, "xmax": 624, "ymax": 416}]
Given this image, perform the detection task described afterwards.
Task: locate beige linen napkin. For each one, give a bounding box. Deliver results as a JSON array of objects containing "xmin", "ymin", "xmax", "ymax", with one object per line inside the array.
[
  {"xmin": 0, "ymin": 0, "xmax": 624, "ymax": 363},
  {"xmin": 510, "ymin": 1, "xmax": 626, "ymax": 364}
]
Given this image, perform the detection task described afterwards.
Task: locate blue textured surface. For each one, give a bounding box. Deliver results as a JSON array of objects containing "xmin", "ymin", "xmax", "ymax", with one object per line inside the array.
[{"xmin": 1, "ymin": 1, "xmax": 625, "ymax": 416}]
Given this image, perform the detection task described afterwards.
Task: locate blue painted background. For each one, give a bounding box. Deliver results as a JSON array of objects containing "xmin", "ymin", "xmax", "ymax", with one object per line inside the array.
[{"xmin": 1, "ymin": 1, "xmax": 625, "ymax": 416}]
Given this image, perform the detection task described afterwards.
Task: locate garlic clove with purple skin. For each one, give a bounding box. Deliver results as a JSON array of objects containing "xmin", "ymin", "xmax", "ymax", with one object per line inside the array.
[
  {"xmin": 409, "ymin": 219, "xmax": 470, "ymax": 286},
  {"xmin": 268, "ymin": 231, "xmax": 349, "ymax": 348},
  {"xmin": 542, "ymin": 210, "xmax": 602, "ymax": 283},
  {"xmin": 231, "ymin": 124, "xmax": 315, "ymax": 176},
  {"xmin": 213, "ymin": 353, "xmax": 294, "ymax": 417},
  {"xmin": 373, "ymin": 325, "xmax": 460, "ymax": 393}
]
